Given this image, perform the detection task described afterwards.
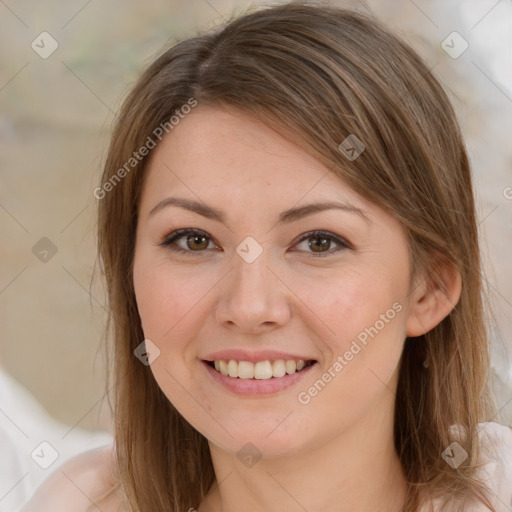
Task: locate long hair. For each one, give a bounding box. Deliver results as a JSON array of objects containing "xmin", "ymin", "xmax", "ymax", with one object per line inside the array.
[{"xmin": 96, "ymin": 2, "xmax": 496, "ymax": 510}]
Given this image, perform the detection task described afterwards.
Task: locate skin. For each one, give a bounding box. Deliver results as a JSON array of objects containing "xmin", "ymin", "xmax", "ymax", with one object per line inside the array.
[{"xmin": 132, "ymin": 106, "xmax": 461, "ymax": 512}]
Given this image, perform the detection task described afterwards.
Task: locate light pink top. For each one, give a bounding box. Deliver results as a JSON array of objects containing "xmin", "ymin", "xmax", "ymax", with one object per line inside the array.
[{"xmin": 419, "ymin": 422, "xmax": 512, "ymax": 512}]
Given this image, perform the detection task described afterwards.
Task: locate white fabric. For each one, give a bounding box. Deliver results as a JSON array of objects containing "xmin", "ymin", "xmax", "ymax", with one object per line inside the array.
[
  {"xmin": 0, "ymin": 367, "xmax": 112, "ymax": 512},
  {"xmin": 418, "ymin": 421, "xmax": 512, "ymax": 511}
]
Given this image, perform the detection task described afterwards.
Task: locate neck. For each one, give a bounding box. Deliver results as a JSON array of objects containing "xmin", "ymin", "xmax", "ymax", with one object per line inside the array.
[{"xmin": 200, "ymin": 392, "xmax": 407, "ymax": 512}]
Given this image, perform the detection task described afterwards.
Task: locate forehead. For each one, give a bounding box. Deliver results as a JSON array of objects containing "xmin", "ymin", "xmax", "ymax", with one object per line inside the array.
[{"xmin": 139, "ymin": 106, "xmax": 375, "ymax": 214}]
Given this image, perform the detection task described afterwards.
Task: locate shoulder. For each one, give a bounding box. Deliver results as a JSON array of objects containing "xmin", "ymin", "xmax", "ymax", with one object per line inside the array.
[
  {"xmin": 456, "ymin": 421, "xmax": 512, "ymax": 471},
  {"xmin": 475, "ymin": 420, "xmax": 512, "ymax": 452},
  {"xmin": 473, "ymin": 421, "xmax": 512, "ymax": 505},
  {"xmin": 452, "ymin": 421, "xmax": 512, "ymax": 508},
  {"xmin": 419, "ymin": 422, "xmax": 512, "ymax": 512},
  {"xmin": 448, "ymin": 420, "xmax": 512, "ymax": 459},
  {"xmin": 20, "ymin": 444, "xmax": 124, "ymax": 512}
]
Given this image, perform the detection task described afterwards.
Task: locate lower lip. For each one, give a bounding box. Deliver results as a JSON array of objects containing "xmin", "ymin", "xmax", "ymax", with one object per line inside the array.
[{"xmin": 201, "ymin": 360, "xmax": 317, "ymax": 396}]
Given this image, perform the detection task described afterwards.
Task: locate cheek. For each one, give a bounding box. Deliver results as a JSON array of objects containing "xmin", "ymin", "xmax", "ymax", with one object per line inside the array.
[
  {"xmin": 133, "ymin": 256, "xmax": 211, "ymax": 342},
  {"xmin": 132, "ymin": 258, "xmax": 208, "ymax": 407},
  {"xmin": 296, "ymin": 271, "xmax": 406, "ymax": 422},
  {"xmin": 299, "ymin": 267, "xmax": 408, "ymax": 418},
  {"xmin": 303, "ymin": 265, "xmax": 406, "ymax": 347}
]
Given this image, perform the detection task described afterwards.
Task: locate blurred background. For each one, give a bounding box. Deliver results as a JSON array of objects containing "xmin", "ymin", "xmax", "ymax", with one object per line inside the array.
[{"xmin": 0, "ymin": 0, "xmax": 511, "ymax": 508}]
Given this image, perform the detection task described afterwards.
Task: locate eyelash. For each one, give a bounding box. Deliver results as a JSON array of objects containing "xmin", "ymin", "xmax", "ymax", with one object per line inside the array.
[{"xmin": 158, "ymin": 228, "xmax": 351, "ymax": 258}]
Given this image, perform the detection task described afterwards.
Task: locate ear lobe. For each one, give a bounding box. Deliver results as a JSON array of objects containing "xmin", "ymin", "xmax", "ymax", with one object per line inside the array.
[{"xmin": 405, "ymin": 257, "xmax": 462, "ymax": 337}]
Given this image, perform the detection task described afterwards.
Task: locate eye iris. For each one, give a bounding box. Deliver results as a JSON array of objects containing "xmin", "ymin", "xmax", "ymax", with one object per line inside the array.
[
  {"xmin": 309, "ymin": 236, "xmax": 330, "ymax": 252},
  {"xmin": 187, "ymin": 234, "xmax": 208, "ymax": 250}
]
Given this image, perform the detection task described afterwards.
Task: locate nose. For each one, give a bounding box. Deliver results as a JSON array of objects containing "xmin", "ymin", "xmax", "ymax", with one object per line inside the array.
[{"xmin": 214, "ymin": 249, "xmax": 291, "ymax": 333}]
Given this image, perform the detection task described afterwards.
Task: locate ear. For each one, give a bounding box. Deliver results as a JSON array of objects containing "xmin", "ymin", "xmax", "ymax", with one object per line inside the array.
[{"xmin": 405, "ymin": 255, "xmax": 462, "ymax": 337}]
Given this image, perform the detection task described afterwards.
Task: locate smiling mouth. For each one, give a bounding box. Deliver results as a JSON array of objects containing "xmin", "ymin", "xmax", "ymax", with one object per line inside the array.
[{"xmin": 205, "ymin": 359, "xmax": 317, "ymax": 379}]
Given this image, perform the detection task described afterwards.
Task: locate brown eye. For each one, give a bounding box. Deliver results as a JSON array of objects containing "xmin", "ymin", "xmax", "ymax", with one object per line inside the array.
[
  {"xmin": 309, "ymin": 235, "xmax": 331, "ymax": 253},
  {"xmin": 160, "ymin": 229, "xmax": 217, "ymax": 255},
  {"xmin": 185, "ymin": 233, "xmax": 209, "ymax": 251},
  {"xmin": 293, "ymin": 230, "xmax": 350, "ymax": 257}
]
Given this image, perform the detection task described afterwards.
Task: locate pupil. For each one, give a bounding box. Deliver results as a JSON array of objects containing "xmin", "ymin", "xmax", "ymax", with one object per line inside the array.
[
  {"xmin": 310, "ymin": 237, "xmax": 329, "ymax": 252},
  {"xmin": 188, "ymin": 234, "xmax": 208, "ymax": 250}
]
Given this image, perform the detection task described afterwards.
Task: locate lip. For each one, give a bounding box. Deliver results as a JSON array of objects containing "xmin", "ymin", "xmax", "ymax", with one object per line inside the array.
[
  {"xmin": 202, "ymin": 349, "xmax": 316, "ymax": 364},
  {"xmin": 201, "ymin": 359, "xmax": 317, "ymax": 396}
]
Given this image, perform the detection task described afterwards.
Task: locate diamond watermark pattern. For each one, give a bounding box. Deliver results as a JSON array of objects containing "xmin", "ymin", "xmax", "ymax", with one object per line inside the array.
[
  {"xmin": 236, "ymin": 236, "xmax": 263, "ymax": 264},
  {"xmin": 338, "ymin": 134, "xmax": 365, "ymax": 161},
  {"xmin": 134, "ymin": 339, "xmax": 161, "ymax": 366},
  {"xmin": 237, "ymin": 442, "xmax": 262, "ymax": 468},
  {"xmin": 31, "ymin": 32, "xmax": 59, "ymax": 59},
  {"xmin": 31, "ymin": 441, "xmax": 59, "ymax": 469},
  {"xmin": 441, "ymin": 32, "xmax": 469, "ymax": 59},
  {"xmin": 441, "ymin": 441, "xmax": 468, "ymax": 468},
  {"xmin": 32, "ymin": 237, "xmax": 58, "ymax": 262}
]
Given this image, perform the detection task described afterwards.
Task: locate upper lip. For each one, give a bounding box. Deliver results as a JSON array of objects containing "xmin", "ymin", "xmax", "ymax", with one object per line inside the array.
[{"xmin": 202, "ymin": 349, "xmax": 316, "ymax": 363}]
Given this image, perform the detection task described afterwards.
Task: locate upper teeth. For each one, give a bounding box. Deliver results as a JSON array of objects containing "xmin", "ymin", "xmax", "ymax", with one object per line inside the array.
[{"xmin": 213, "ymin": 359, "xmax": 308, "ymax": 379}]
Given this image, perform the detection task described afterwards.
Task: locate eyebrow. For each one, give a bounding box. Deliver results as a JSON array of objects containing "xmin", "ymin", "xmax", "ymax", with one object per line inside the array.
[{"xmin": 148, "ymin": 197, "xmax": 370, "ymax": 225}]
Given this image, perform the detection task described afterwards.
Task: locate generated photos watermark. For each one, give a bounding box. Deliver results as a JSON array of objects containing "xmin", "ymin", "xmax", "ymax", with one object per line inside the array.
[
  {"xmin": 297, "ymin": 301, "xmax": 403, "ymax": 405},
  {"xmin": 94, "ymin": 97, "xmax": 198, "ymax": 200}
]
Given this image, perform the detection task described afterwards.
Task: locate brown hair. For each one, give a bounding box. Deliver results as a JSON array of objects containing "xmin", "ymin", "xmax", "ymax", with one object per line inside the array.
[{"xmin": 96, "ymin": 1, "xmax": 497, "ymax": 510}]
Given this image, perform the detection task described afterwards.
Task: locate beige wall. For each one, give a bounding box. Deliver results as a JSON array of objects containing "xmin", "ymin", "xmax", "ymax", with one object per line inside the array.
[{"xmin": 1, "ymin": 0, "xmax": 511, "ymax": 433}]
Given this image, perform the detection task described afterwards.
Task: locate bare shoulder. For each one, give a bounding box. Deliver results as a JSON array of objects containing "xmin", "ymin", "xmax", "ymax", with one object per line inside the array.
[{"xmin": 20, "ymin": 444, "xmax": 125, "ymax": 512}]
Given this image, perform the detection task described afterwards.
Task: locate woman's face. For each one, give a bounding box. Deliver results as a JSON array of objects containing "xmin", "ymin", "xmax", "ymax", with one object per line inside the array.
[{"xmin": 133, "ymin": 106, "xmax": 416, "ymax": 458}]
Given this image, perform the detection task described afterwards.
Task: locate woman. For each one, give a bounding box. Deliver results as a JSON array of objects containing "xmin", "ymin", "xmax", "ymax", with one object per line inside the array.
[{"xmin": 21, "ymin": 2, "xmax": 512, "ymax": 511}]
